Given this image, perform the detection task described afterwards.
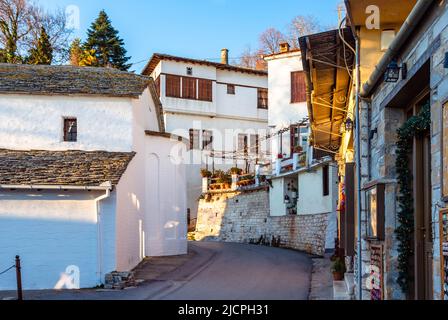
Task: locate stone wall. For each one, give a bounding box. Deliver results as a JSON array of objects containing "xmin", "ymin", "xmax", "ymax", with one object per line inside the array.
[{"xmin": 195, "ymin": 188, "xmax": 332, "ymax": 256}]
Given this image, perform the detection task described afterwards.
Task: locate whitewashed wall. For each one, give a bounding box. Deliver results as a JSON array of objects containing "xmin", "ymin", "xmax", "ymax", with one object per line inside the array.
[
  {"xmin": 0, "ymin": 94, "xmax": 134, "ymax": 152},
  {"xmin": 266, "ymin": 52, "xmax": 308, "ymax": 129},
  {"xmin": 297, "ymin": 164, "xmax": 338, "ymax": 216},
  {"xmin": 0, "ymin": 190, "xmax": 116, "ymax": 290},
  {"xmin": 145, "ymin": 136, "xmax": 187, "ymax": 256}
]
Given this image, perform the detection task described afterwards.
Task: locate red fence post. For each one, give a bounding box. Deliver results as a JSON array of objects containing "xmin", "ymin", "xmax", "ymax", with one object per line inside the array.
[{"xmin": 15, "ymin": 256, "xmax": 23, "ymax": 301}]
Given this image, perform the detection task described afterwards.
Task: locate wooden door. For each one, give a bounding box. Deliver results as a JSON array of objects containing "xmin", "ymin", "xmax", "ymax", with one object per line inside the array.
[{"xmin": 413, "ymin": 129, "xmax": 433, "ymax": 300}]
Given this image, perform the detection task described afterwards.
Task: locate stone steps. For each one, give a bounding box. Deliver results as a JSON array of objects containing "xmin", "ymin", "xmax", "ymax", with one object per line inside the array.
[{"xmin": 333, "ymin": 273, "xmax": 355, "ymax": 300}]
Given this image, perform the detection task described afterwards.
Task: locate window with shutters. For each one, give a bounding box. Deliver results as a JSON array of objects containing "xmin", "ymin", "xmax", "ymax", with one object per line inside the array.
[
  {"xmin": 257, "ymin": 88, "xmax": 268, "ymax": 109},
  {"xmin": 238, "ymin": 134, "xmax": 249, "ymax": 155},
  {"xmin": 63, "ymin": 118, "xmax": 77, "ymax": 142},
  {"xmin": 166, "ymin": 74, "xmax": 181, "ymax": 98},
  {"xmin": 189, "ymin": 129, "xmax": 200, "ymax": 150},
  {"xmin": 202, "ymin": 130, "xmax": 213, "ymax": 151},
  {"xmin": 198, "ymin": 79, "xmax": 213, "ymax": 102},
  {"xmin": 291, "ymin": 71, "xmax": 306, "ymax": 103},
  {"xmin": 182, "ymin": 77, "xmax": 197, "ymax": 100},
  {"xmin": 250, "ymin": 134, "xmax": 259, "ymax": 155}
]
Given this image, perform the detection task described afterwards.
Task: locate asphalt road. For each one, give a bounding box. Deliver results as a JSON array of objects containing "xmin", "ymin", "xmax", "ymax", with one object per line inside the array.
[{"xmin": 0, "ymin": 242, "xmax": 312, "ymax": 300}]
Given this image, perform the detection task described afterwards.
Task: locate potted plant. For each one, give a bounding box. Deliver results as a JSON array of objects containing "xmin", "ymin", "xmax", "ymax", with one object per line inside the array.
[
  {"xmin": 200, "ymin": 168, "xmax": 212, "ymax": 178},
  {"xmin": 229, "ymin": 167, "xmax": 242, "ymax": 175},
  {"xmin": 331, "ymin": 257, "xmax": 346, "ymax": 281}
]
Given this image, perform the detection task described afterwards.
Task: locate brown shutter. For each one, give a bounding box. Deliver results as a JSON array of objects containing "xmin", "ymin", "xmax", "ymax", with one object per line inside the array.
[
  {"xmin": 155, "ymin": 76, "xmax": 161, "ymax": 97},
  {"xmin": 198, "ymin": 79, "xmax": 212, "ymax": 101},
  {"xmin": 291, "ymin": 71, "xmax": 306, "ymax": 103},
  {"xmin": 166, "ymin": 75, "xmax": 181, "ymax": 98},
  {"xmin": 182, "ymin": 77, "xmax": 197, "ymax": 99}
]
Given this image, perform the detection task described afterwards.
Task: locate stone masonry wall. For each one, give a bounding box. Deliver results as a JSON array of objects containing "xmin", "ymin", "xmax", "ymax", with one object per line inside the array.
[{"xmin": 195, "ymin": 188, "xmax": 330, "ymax": 256}]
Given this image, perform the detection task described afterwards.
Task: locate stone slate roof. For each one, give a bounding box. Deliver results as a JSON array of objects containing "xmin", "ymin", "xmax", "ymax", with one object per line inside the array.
[
  {"xmin": 0, "ymin": 149, "xmax": 136, "ymax": 187},
  {"xmin": 0, "ymin": 64, "xmax": 151, "ymax": 97},
  {"xmin": 142, "ymin": 53, "xmax": 268, "ymax": 76}
]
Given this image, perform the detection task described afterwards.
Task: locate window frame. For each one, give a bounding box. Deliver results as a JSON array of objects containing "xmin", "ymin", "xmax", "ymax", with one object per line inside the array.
[
  {"xmin": 257, "ymin": 88, "xmax": 268, "ymax": 109},
  {"xmin": 63, "ymin": 118, "xmax": 78, "ymax": 142},
  {"xmin": 227, "ymin": 84, "xmax": 236, "ymax": 95}
]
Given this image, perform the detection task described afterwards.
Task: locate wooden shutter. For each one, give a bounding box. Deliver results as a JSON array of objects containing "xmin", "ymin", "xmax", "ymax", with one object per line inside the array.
[
  {"xmin": 155, "ymin": 76, "xmax": 161, "ymax": 97},
  {"xmin": 198, "ymin": 79, "xmax": 212, "ymax": 101},
  {"xmin": 182, "ymin": 77, "xmax": 197, "ymax": 99},
  {"xmin": 166, "ymin": 75, "xmax": 181, "ymax": 98},
  {"xmin": 291, "ymin": 71, "xmax": 306, "ymax": 103}
]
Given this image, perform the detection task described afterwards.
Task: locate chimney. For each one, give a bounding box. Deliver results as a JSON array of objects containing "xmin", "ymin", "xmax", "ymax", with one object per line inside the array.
[
  {"xmin": 221, "ymin": 48, "xmax": 229, "ymax": 65},
  {"xmin": 279, "ymin": 42, "xmax": 290, "ymax": 53}
]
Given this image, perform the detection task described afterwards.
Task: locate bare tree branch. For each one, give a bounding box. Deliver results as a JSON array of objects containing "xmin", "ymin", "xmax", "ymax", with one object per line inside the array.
[{"xmin": 258, "ymin": 27, "xmax": 285, "ymax": 55}]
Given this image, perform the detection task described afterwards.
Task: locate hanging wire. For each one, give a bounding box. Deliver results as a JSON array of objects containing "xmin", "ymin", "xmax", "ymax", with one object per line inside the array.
[{"xmin": 0, "ymin": 265, "xmax": 15, "ymax": 276}]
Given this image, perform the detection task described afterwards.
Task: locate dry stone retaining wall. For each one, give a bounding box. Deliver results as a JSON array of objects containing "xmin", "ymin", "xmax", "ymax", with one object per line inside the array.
[{"xmin": 195, "ymin": 188, "xmax": 330, "ymax": 256}]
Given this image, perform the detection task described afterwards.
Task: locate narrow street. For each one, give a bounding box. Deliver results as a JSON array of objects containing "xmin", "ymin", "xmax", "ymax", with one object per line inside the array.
[{"xmin": 0, "ymin": 242, "xmax": 312, "ymax": 300}]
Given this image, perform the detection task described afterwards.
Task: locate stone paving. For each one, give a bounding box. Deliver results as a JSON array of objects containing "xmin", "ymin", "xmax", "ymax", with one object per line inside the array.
[{"xmin": 309, "ymin": 252, "xmax": 334, "ymax": 300}]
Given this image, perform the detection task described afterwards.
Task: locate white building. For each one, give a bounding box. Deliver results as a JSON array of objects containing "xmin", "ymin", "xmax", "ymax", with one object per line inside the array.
[
  {"xmin": 264, "ymin": 43, "xmax": 338, "ymax": 251},
  {"xmin": 142, "ymin": 51, "xmax": 269, "ymax": 224},
  {"xmin": 0, "ymin": 64, "xmax": 187, "ymax": 290}
]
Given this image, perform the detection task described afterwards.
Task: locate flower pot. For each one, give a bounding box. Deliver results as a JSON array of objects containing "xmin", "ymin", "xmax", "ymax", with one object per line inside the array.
[{"xmin": 333, "ymin": 272, "xmax": 344, "ymax": 281}]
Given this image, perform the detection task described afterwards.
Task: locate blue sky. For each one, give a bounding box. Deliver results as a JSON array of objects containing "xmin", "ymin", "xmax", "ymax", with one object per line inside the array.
[{"xmin": 38, "ymin": 0, "xmax": 342, "ymax": 72}]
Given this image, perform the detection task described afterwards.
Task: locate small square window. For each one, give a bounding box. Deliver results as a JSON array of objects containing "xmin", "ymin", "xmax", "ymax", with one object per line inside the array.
[
  {"xmin": 63, "ymin": 118, "xmax": 77, "ymax": 142},
  {"xmin": 186, "ymin": 67, "xmax": 193, "ymax": 76},
  {"xmin": 381, "ymin": 29, "xmax": 395, "ymax": 51},
  {"xmin": 227, "ymin": 84, "xmax": 235, "ymax": 95}
]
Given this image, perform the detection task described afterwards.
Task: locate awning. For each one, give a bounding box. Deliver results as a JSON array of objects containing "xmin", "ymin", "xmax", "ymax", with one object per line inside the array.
[{"xmin": 299, "ymin": 28, "xmax": 355, "ymax": 153}]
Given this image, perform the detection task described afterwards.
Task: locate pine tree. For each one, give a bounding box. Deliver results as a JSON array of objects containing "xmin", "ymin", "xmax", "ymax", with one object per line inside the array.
[
  {"xmin": 27, "ymin": 27, "xmax": 53, "ymax": 65},
  {"xmin": 83, "ymin": 10, "xmax": 131, "ymax": 71}
]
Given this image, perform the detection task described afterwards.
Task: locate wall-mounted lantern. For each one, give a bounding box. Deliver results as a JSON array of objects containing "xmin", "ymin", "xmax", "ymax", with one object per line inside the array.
[
  {"xmin": 384, "ymin": 60, "xmax": 407, "ymax": 83},
  {"xmin": 345, "ymin": 117, "xmax": 354, "ymax": 132}
]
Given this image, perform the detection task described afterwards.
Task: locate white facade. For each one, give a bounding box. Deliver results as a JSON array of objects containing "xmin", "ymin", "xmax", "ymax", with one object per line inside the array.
[
  {"xmin": 148, "ymin": 57, "xmax": 269, "ymax": 221},
  {"xmin": 0, "ymin": 84, "xmax": 187, "ymax": 289},
  {"xmin": 265, "ymin": 50, "xmax": 308, "ymax": 129},
  {"xmin": 264, "ymin": 50, "xmax": 309, "ymax": 162},
  {"xmin": 265, "ymin": 49, "xmax": 338, "ymax": 251}
]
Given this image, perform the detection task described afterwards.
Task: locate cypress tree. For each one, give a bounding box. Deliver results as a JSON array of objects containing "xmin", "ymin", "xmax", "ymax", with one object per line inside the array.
[
  {"xmin": 84, "ymin": 10, "xmax": 131, "ymax": 71},
  {"xmin": 27, "ymin": 27, "xmax": 53, "ymax": 65}
]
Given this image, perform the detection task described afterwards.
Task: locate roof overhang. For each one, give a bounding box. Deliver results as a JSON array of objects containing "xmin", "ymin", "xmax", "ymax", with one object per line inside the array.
[
  {"xmin": 299, "ymin": 28, "xmax": 355, "ymax": 152},
  {"xmin": 142, "ymin": 53, "xmax": 268, "ymax": 77},
  {"xmin": 345, "ymin": 0, "xmax": 417, "ymax": 27}
]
